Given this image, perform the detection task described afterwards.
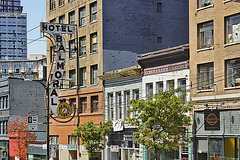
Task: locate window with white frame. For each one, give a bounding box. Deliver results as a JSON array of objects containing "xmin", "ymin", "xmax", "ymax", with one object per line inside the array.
[
  {"xmin": 69, "ymin": 39, "xmax": 76, "ymax": 59},
  {"xmin": 225, "ymin": 13, "xmax": 240, "ymax": 44},
  {"xmin": 124, "ymin": 91, "xmax": 130, "ymax": 118},
  {"xmin": 90, "ymin": 2, "xmax": 97, "ymax": 23},
  {"xmin": 59, "ymin": 15, "xmax": 65, "ymax": 24},
  {"xmin": 59, "ymin": 0, "xmax": 64, "ymax": 6},
  {"xmin": 50, "ymin": 0, "xmax": 56, "ymax": 10},
  {"xmin": 50, "ymin": 136, "xmax": 59, "ymax": 144},
  {"xmin": 198, "ymin": 63, "xmax": 214, "ymax": 90},
  {"xmin": 108, "ymin": 93, "xmax": 114, "ymax": 120},
  {"xmin": 156, "ymin": 81, "xmax": 163, "ymax": 93},
  {"xmin": 116, "ymin": 92, "xmax": 121, "ymax": 120},
  {"xmin": 68, "ymin": 11, "xmax": 75, "ymax": 24},
  {"xmin": 69, "ymin": 69, "xmax": 76, "ymax": 88},
  {"xmin": 14, "ymin": 62, "xmax": 21, "ymax": 68},
  {"xmin": 198, "ymin": 0, "xmax": 213, "ymax": 8},
  {"xmin": 198, "ymin": 21, "xmax": 213, "ymax": 49},
  {"xmin": 91, "ymin": 96, "xmax": 99, "ymax": 113},
  {"xmin": 0, "ymin": 96, "xmax": 8, "ymax": 110},
  {"xmin": 80, "ymin": 67, "xmax": 86, "ymax": 86},
  {"xmin": 1, "ymin": 69, "xmax": 8, "ymax": 74},
  {"xmin": 146, "ymin": 83, "xmax": 153, "ymax": 96},
  {"xmin": 79, "ymin": 36, "xmax": 86, "ymax": 56},
  {"xmin": 79, "ymin": 7, "xmax": 86, "ymax": 27},
  {"xmin": 166, "ymin": 80, "xmax": 174, "ymax": 91},
  {"xmin": 80, "ymin": 97, "xmax": 87, "ymax": 113},
  {"xmin": 90, "ymin": 64, "xmax": 98, "ymax": 85},
  {"xmin": 133, "ymin": 89, "xmax": 139, "ymax": 100},
  {"xmin": 14, "ymin": 74, "xmax": 21, "ymax": 78},
  {"xmin": 0, "ymin": 121, "xmax": 7, "ymax": 135},
  {"xmin": 68, "ymin": 135, "xmax": 77, "ymax": 145},
  {"xmin": 90, "ymin": 32, "xmax": 97, "ymax": 53},
  {"xmin": 226, "ymin": 58, "xmax": 240, "ymax": 87},
  {"xmin": 2, "ymin": 63, "xmax": 9, "ymax": 68},
  {"xmin": 178, "ymin": 79, "xmax": 186, "ymax": 102}
]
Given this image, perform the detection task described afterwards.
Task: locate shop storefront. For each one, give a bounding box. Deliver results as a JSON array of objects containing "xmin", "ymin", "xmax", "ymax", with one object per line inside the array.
[{"xmin": 193, "ymin": 109, "xmax": 240, "ymax": 160}]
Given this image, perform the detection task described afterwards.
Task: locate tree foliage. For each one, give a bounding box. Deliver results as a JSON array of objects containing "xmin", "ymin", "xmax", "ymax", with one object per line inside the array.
[
  {"xmin": 126, "ymin": 87, "xmax": 193, "ymax": 160},
  {"xmin": 72, "ymin": 120, "xmax": 112, "ymax": 158},
  {"xmin": 8, "ymin": 117, "xmax": 37, "ymax": 160}
]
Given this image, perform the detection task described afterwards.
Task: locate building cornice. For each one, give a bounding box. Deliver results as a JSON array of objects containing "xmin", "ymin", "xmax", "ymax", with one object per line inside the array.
[{"xmin": 143, "ymin": 60, "xmax": 189, "ymax": 76}]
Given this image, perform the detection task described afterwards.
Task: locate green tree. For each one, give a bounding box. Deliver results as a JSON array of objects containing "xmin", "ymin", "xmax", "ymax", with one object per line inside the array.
[
  {"xmin": 72, "ymin": 120, "xmax": 112, "ymax": 159},
  {"xmin": 126, "ymin": 87, "xmax": 193, "ymax": 160}
]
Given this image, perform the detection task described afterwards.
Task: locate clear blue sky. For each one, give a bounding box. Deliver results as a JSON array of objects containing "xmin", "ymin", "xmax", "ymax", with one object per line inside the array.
[{"xmin": 22, "ymin": 0, "xmax": 47, "ymax": 57}]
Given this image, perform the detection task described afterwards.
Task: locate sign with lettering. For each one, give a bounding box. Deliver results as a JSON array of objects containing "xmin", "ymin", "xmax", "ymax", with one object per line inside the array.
[
  {"xmin": 40, "ymin": 22, "xmax": 75, "ymax": 118},
  {"xmin": 204, "ymin": 109, "xmax": 220, "ymax": 130}
]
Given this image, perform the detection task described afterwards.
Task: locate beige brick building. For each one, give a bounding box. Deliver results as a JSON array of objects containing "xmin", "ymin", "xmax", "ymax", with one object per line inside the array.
[{"xmin": 189, "ymin": 0, "xmax": 240, "ymax": 159}]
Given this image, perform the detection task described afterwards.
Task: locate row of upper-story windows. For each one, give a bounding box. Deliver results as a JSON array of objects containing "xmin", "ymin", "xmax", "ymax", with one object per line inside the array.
[
  {"xmin": 0, "ymin": 62, "xmax": 34, "ymax": 69},
  {"xmin": 197, "ymin": 13, "xmax": 240, "ymax": 50},
  {"xmin": 60, "ymin": 64, "xmax": 98, "ymax": 89},
  {"xmin": 107, "ymin": 89, "xmax": 139, "ymax": 120},
  {"xmin": 49, "ymin": 1, "xmax": 97, "ymax": 26},
  {"xmin": 50, "ymin": 0, "xmax": 76, "ymax": 10},
  {"xmin": 50, "ymin": 135, "xmax": 77, "ymax": 145},
  {"xmin": 50, "ymin": 32, "xmax": 97, "ymax": 60},
  {"xmin": 197, "ymin": 58, "xmax": 240, "ymax": 90}
]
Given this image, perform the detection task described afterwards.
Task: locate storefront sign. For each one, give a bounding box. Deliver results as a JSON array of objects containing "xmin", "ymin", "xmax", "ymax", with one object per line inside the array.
[
  {"xmin": 113, "ymin": 119, "xmax": 124, "ymax": 132},
  {"xmin": 204, "ymin": 109, "xmax": 220, "ymax": 130},
  {"xmin": 62, "ymin": 145, "xmax": 77, "ymax": 150},
  {"xmin": 110, "ymin": 145, "xmax": 119, "ymax": 152}
]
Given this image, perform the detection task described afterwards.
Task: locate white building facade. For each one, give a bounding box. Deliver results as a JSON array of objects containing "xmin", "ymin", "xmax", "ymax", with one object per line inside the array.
[
  {"xmin": 138, "ymin": 44, "xmax": 191, "ymax": 160},
  {"xmin": 100, "ymin": 66, "xmax": 143, "ymax": 160}
]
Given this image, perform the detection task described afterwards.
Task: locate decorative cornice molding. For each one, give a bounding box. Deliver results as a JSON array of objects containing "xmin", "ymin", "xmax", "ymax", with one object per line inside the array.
[{"xmin": 143, "ymin": 61, "xmax": 189, "ymax": 76}]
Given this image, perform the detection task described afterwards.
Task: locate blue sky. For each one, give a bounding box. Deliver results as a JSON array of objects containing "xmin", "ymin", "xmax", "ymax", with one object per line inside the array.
[{"xmin": 22, "ymin": 0, "xmax": 46, "ymax": 57}]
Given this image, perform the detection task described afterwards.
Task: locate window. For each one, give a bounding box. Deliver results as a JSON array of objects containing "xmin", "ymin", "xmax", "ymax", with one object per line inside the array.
[
  {"xmin": 198, "ymin": 0, "xmax": 213, "ymax": 8},
  {"xmin": 68, "ymin": 0, "xmax": 74, "ymax": 2},
  {"xmin": 167, "ymin": 80, "xmax": 174, "ymax": 91},
  {"xmin": 59, "ymin": 15, "xmax": 65, "ymax": 24},
  {"xmin": 0, "ymin": 121, "xmax": 7, "ymax": 135},
  {"xmin": 225, "ymin": 14, "xmax": 240, "ymax": 44},
  {"xmin": 133, "ymin": 90, "xmax": 139, "ymax": 100},
  {"xmin": 69, "ymin": 69, "xmax": 76, "ymax": 88},
  {"xmin": 0, "ymin": 96, "xmax": 8, "ymax": 109},
  {"xmin": 50, "ymin": 18, "xmax": 56, "ymax": 23},
  {"xmin": 69, "ymin": 39, "xmax": 76, "ymax": 59},
  {"xmin": 146, "ymin": 83, "xmax": 153, "ymax": 96},
  {"xmin": 59, "ymin": 0, "xmax": 64, "ymax": 6},
  {"xmin": 68, "ymin": 136, "xmax": 77, "ymax": 145},
  {"xmin": 124, "ymin": 91, "xmax": 130, "ymax": 118},
  {"xmin": 2, "ymin": 63, "xmax": 9, "ymax": 68},
  {"xmin": 80, "ymin": 67, "xmax": 86, "ymax": 86},
  {"xmin": 157, "ymin": 37, "xmax": 162, "ymax": 43},
  {"xmin": 79, "ymin": 36, "xmax": 86, "ymax": 56},
  {"xmin": 116, "ymin": 92, "xmax": 122, "ymax": 120},
  {"xmin": 80, "ymin": 97, "xmax": 87, "ymax": 113},
  {"xmin": 90, "ymin": 32, "xmax": 97, "ymax": 53},
  {"xmin": 50, "ymin": 136, "xmax": 59, "ymax": 144},
  {"xmin": 68, "ymin": 11, "xmax": 75, "ymax": 24},
  {"xmin": 157, "ymin": 3, "xmax": 162, "ymax": 13},
  {"xmin": 198, "ymin": 63, "xmax": 214, "ymax": 90},
  {"xmin": 1, "ymin": 69, "xmax": 8, "ymax": 74},
  {"xmin": 50, "ymin": 0, "xmax": 56, "ymax": 10},
  {"xmin": 178, "ymin": 79, "xmax": 186, "ymax": 102},
  {"xmin": 198, "ymin": 21, "xmax": 213, "ymax": 49},
  {"xmin": 108, "ymin": 93, "xmax": 114, "ymax": 120},
  {"xmin": 60, "ymin": 71, "xmax": 66, "ymax": 89},
  {"xmin": 226, "ymin": 58, "xmax": 240, "ymax": 87},
  {"xmin": 156, "ymin": 81, "xmax": 163, "ymax": 93},
  {"xmin": 26, "ymin": 62, "xmax": 33, "ymax": 69},
  {"xmin": 90, "ymin": 65, "xmax": 98, "ymax": 85},
  {"xmin": 14, "ymin": 62, "xmax": 21, "ymax": 68},
  {"xmin": 26, "ymin": 74, "xmax": 34, "ymax": 80},
  {"xmin": 91, "ymin": 96, "xmax": 99, "ymax": 113},
  {"xmin": 90, "ymin": 2, "xmax": 97, "ymax": 23},
  {"xmin": 79, "ymin": 7, "xmax": 86, "ymax": 26}
]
